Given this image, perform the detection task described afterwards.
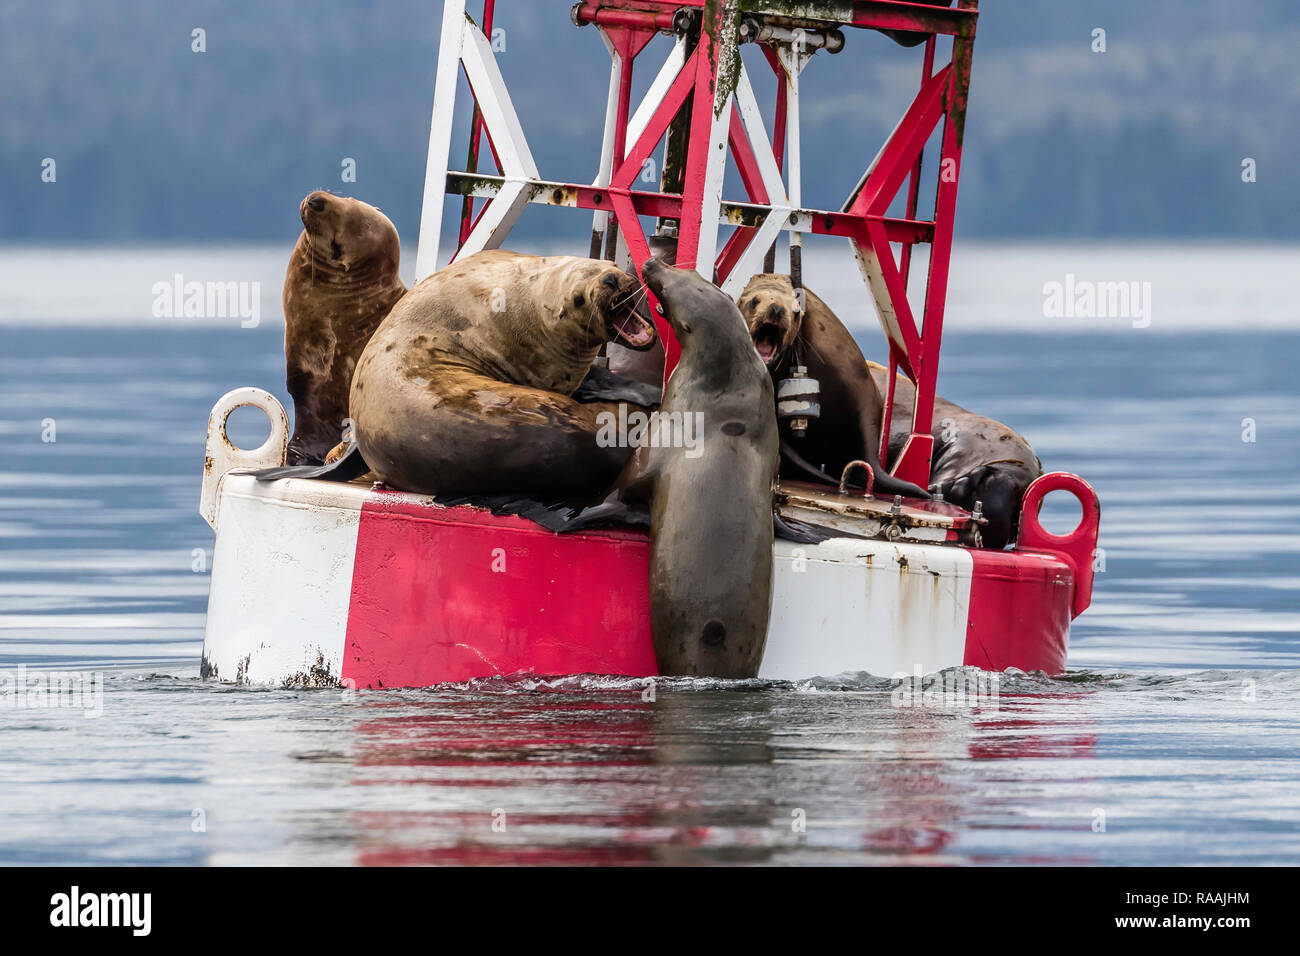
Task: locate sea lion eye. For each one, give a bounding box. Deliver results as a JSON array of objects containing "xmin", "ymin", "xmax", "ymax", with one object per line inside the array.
[{"xmin": 573, "ymin": 294, "xmax": 585, "ymax": 308}]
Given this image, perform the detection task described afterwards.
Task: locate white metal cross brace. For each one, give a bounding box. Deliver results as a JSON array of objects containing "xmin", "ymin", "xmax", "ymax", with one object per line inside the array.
[
  {"xmin": 416, "ymin": 0, "xmax": 540, "ymax": 281},
  {"xmin": 719, "ymin": 57, "xmax": 792, "ymax": 298},
  {"xmin": 415, "ymin": 4, "xmax": 848, "ymax": 297}
]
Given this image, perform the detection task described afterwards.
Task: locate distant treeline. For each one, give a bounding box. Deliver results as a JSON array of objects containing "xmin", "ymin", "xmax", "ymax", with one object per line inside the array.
[{"xmin": 2, "ymin": 0, "xmax": 1294, "ymax": 241}]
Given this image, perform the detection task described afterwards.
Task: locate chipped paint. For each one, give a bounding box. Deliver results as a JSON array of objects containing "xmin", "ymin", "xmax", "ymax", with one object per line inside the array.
[{"xmin": 282, "ymin": 651, "xmax": 343, "ymax": 689}]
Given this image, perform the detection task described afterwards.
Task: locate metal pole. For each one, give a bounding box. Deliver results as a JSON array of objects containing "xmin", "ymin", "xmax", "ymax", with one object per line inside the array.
[
  {"xmin": 415, "ymin": 0, "xmax": 469, "ymax": 282},
  {"xmin": 458, "ymin": 1, "xmax": 496, "ymax": 248}
]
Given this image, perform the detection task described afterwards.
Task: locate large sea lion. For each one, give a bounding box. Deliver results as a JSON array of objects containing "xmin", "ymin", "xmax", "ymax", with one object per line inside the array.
[
  {"xmin": 738, "ymin": 273, "xmax": 929, "ymax": 500},
  {"xmin": 283, "ymin": 191, "xmax": 407, "ymax": 464},
  {"xmin": 867, "ymin": 362, "xmax": 1042, "ymax": 550},
  {"xmin": 348, "ymin": 250, "xmax": 658, "ymax": 499},
  {"xmin": 585, "ymin": 259, "xmax": 778, "ymax": 678}
]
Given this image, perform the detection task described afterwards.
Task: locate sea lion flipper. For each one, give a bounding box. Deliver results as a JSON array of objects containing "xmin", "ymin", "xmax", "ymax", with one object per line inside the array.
[
  {"xmin": 572, "ymin": 366, "xmax": 663, "ymax": 407},
  {"xmin": 564, "ymin": 498, "xmax": 651, "ymax": 531},
  {"xmin": 867, "ymin": 469, "xmax": 931, "ymax": 500},
  {"xmin": 773, "ymin": 510, "xmax": 865, "ymax": 544},
  {"xmin": 249, "ymin": 442, "xmax": 370, "ymax": 483},
  {"xmin": 432, "ymin": 493, "xmax": 650, "ymax": 533},
  {"xmin": 778, "ymin": 439, "xmax": 930, "ymax": 500}
]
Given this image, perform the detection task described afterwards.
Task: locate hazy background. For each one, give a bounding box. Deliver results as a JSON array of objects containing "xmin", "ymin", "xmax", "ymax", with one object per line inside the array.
[
  {"xmin": 4, "ymin": 2, "xmax": 1300, "ymax": 867},
  {"xmin": 2, "ymin": 0, "xmax": 1294, "ymax": 243}
]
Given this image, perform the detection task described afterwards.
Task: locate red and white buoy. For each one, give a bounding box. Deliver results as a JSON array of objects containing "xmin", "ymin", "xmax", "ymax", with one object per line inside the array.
[{"xmin": 200, "ymin": 1, "xmax": 1101, "ymax": 688}]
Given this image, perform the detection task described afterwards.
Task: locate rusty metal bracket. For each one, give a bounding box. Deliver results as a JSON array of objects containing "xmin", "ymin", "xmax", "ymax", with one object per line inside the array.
[{"xmin": 838, "ymin": 459, "xmax": 875, "ymax": 497}]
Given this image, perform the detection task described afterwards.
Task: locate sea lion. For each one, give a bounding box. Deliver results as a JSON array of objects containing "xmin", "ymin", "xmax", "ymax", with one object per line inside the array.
[
  {"xmin": 585, "ymin": 259, "xmax": 778, "ymax": 678},
  {"xmin": 283, "ymin": 191, "xmax": 407, "ymax": 464},
  {"xmin": 348, "ymin": 250, "xmax": 658, "ymax": 499},
  {"xmin": 737, "ymin": 273, "xmax": 929, "ymax": 500},
  {"xmin": 866, "ymin": 362, "xmax": 1042, "ymax": 549},
  {"xmin": 605, "ymin": 234, "xmax": 677, "ymax": 388},
  {"xmin": 736, "ymin": 272, "xmax": 1041, "ymax": 548}
]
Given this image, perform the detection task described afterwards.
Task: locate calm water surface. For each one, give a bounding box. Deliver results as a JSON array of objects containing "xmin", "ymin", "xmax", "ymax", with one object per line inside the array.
[{"xmin": 1, "ymin": 247, "xmax": 1298, "ymax": 865}]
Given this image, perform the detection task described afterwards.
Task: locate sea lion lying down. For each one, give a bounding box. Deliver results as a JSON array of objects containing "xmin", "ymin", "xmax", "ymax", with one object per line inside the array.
[
  {"xmin": 346, "ymin": 250, "xmax": 660, "ymax": 499},
  {"xmin": 737, "ymin": 273, "xmax": 1041, "ymax": 549},
  {"xmin": 868, "ymin": 362, "xmax": 1041, "ymax": 550}
]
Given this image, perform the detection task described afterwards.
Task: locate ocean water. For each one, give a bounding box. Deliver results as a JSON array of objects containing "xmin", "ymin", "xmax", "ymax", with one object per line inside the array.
[{"xmin": 1, "ymin": 243, "xmax": 1298, "ymax": 865}]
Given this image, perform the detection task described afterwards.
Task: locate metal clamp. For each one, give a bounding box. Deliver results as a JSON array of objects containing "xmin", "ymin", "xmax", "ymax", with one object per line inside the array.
[{"xmin": 201, "ymin": 387, "xmax": 289, "ymax": 529}]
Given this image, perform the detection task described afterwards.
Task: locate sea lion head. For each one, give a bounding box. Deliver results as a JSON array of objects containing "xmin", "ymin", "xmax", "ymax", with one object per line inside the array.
[
  {"xmin": 736, "ymin": 273, "xmax": 805, "ymax": 367},
  {"xmin": 938, "ymin": 461, "xmax": 1038, "ymax": 551},
  {"xmin": 297, "ymin": 191, "xmax": 400, "ymax": 276},
  {"xmin": 571, "ymin": 261, "xmax": 658, "ymax": 352},
  {"xmin": 642, "ymin": 258, "xmax": 758, "ymax": 370}
]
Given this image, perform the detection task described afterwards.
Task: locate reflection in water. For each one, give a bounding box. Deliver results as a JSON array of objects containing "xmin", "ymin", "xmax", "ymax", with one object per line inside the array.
[
  {"xmin": 2, "ymin": 318, "xmax": 1299, "ymax": 865},
  {"xmin": 1, "ymin": 668, "xmax": 1298, "ymax": 865},
  {"xmin": 318, "ymin": 675, "xmax": 1103, "ymax": 866}
]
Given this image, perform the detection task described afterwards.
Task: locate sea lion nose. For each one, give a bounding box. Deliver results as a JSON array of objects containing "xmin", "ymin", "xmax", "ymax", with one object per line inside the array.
[
  {"xmin": 602, "ymin": 273, "xmax": 620, "ymax": 290},
  {"xmin": 306, "ymin": 195, "xmax": 326, "ymax": 212},
  {"xmin": 768, "ymin": 303, "xmax": 785, "ymax": 322}
]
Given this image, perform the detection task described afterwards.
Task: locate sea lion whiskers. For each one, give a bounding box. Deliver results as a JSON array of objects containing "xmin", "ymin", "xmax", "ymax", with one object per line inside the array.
[
  {"xmin": 800, "ymin": 334, "xmax": 827, "ymax": 367},
  {"xmin": 612, "ymin": 281, "xmax": 650, "ymax": 317}
]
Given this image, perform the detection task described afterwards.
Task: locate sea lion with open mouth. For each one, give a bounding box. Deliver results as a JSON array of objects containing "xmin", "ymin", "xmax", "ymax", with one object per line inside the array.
[
  {"xmin": 737, "ymin": 273, "xmax": 929, "ymax": 500},
  {"xmin": 282, "ymin": 191, "xmax": 407, "ymax": 465},
  {"xmin": 737, "ymin": 272, "xmax": 1041, "ymax": 548},
  {"xmin": 347, "ymin": 250, "xmax": 659, "ymax": 499},
  {"xmin": 579, "ymin": 259, "xmax": 779, "ymax": 678}
]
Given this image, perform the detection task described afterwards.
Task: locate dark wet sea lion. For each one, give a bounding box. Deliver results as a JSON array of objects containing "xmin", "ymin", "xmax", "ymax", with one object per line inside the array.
[
  {"xmin": 867, "ymin": 362, "xmax": 1042, "ymax": 549},
  {"xmin": 590, "ymin": 259, "xmax": 777, "ymax": 678},
  {"xmin": 348, "ymin": 250, "xmax": 658, "ymax": 499},
  {"xmin": 737, "ymin": 273, "xmax": 929, "ymax": 500},
  {"xmin": 283, "ymin": 191, "xmax": 407, "ymax": 464}
]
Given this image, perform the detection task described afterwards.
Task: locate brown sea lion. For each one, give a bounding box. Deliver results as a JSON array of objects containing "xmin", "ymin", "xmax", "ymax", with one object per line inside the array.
[
  {"xmin": 589, "ymin": 259, "xmax": 777, "ymax": 678},
  {"xmin": 283, "ymin": 191, "xmax": 407, "ymax": 464},
  {"xmin": 737, "ymin": 273, "xmax": 929, "ymax": 500},
  {"xmin": 867, "ymin": 362, "xmax": 1042, "ymax": 550},
  {"xmin": 737, "ymin": 273, "xmax": 1041, "ymax": 548},
  {"xmin": 348, "ymin": 250, "xmax": 658, "ymax": 499}
]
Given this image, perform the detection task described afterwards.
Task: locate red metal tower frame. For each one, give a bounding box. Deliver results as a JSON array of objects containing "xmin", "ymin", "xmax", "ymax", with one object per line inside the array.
[{"xmin": 417, "ymin": 0, "xmax": 978, "ymax": 491}]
